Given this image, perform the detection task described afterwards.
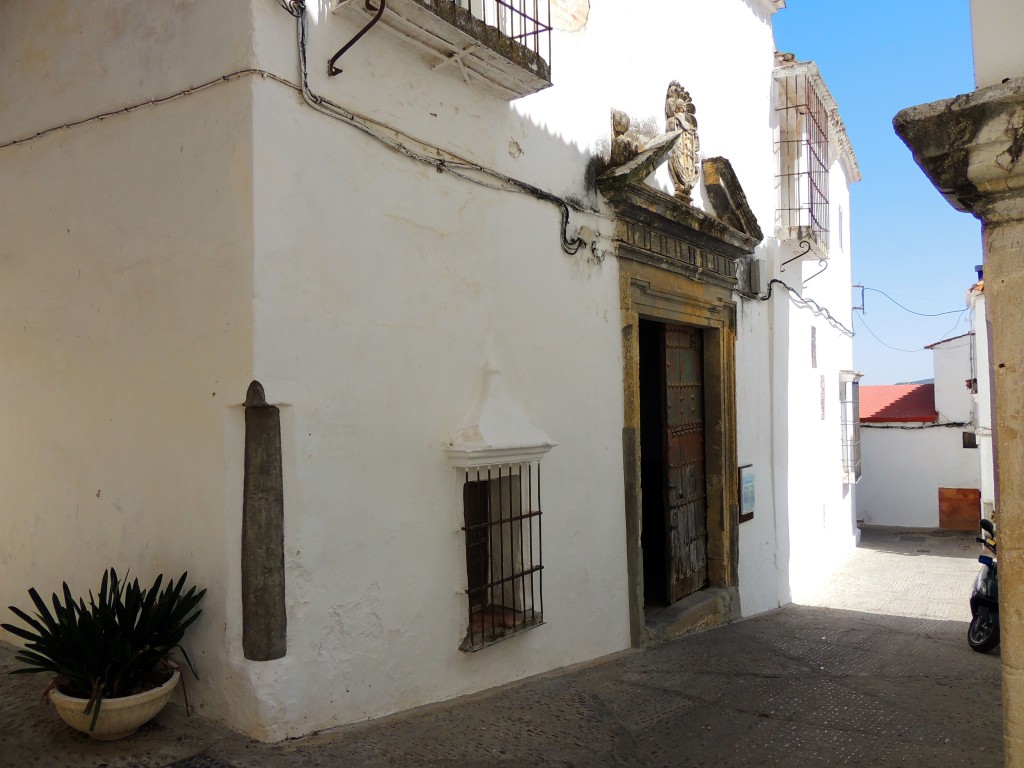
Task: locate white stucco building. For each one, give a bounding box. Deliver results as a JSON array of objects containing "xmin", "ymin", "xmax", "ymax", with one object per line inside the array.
[
  {"xmin": 856, "ymin": 333, "xmax": 982, "ymax": 529},
  {"xmin": 0, "ymin": 0, "xmax": 860, "ymax": 740}
]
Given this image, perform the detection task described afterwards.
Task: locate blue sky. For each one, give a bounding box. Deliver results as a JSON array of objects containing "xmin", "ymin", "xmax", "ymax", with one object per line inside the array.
[{"xmin": 774, "ymin": 0, "xmax": 980, "ymax": 384}]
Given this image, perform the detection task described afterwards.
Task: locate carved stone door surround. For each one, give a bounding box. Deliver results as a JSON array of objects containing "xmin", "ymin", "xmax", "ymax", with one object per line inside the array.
[{"xmin": 599, "ymin": 148, "xmax": 759, "ymax": 645}]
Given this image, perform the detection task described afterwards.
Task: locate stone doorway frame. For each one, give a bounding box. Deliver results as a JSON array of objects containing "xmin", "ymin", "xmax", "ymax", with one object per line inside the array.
[
  {"xmin": 621, "ymin": 263, "xmax": 740, "ymax": 645},
  {"xmin": 597, "ymin": 139, "xmax": 761, "ymax": 645}
]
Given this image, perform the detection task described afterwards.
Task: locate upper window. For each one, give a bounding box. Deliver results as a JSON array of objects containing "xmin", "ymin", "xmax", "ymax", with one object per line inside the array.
[
  {"xmin": 774, "ymin": 59, "xmax": 830, "ymax": 254},
  {"xmin": 333, "ymin": 0, "xmax": 552, "ymax": 99}
]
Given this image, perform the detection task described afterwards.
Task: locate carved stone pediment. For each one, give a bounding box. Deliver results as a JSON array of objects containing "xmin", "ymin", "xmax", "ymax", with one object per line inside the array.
[
  {"xmin": 597, "ymin": 82, "xmax": 763, "ymax": 287},
  {"xmin": 702, "ymin": 157, "xmax": 763, "ymax": 241},
  {"xmin": 598, "ymin": 172, "xmax": 760, "ymax": 290}
]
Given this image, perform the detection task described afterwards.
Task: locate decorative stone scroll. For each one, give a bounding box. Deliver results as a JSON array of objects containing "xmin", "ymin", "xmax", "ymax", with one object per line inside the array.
[{"xmin": 665, "ymin": 81, "xmax": 700, "ymax": 203}]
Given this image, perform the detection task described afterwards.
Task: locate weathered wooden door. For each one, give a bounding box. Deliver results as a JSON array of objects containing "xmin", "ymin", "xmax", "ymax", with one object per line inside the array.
[{"xmin": 664, "ymin": 324, "xmax": 708, "ymax": 602}]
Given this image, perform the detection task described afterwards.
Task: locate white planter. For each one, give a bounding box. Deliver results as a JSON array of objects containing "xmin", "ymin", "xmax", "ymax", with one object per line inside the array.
[{"xmin": 49, "ymin": 668, "xmax": 180, "ymax": 740}]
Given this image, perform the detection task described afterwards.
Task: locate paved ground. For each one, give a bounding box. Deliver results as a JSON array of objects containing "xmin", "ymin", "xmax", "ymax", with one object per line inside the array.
[{"xmin": 0, "ymin": 527, "xmax": 1002, "ymax": 767}]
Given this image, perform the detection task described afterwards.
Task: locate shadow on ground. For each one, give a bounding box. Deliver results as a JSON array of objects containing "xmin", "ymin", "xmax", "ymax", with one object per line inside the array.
[
  {"xmin": 1, "ymin": 601, "xmax": 1003, "ymax": 767},
  {"xmin": 856, "ymin": 526, "xmax": 980, "ymax": 559}
]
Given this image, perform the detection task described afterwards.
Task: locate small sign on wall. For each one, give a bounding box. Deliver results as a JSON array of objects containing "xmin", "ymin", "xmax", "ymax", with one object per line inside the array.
[{"xmin": 739, "ymin": 464, "xmax": 755, "ymax": 523}]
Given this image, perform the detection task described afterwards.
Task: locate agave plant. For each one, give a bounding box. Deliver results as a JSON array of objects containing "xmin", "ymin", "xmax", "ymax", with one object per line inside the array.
[{"xmin": 1, "ymin": 568, "xmax": 206, "ymax": 731}]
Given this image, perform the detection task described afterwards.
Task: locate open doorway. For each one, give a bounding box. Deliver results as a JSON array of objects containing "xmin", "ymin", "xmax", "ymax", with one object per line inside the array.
[{"xmin": 639, "ymin": 318, "xmax": 709, "ymax": 611}]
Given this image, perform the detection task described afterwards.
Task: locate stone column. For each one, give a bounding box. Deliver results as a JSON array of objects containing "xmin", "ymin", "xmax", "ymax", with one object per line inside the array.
[{"xmin": 895, "ymin": 77, "xmax": 1024, "ymax": 764}]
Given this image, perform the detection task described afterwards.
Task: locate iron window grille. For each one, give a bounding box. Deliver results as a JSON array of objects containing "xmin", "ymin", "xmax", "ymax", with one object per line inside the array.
[
  {"xmin": 460, "ymin": 461, "xmax": 543, "ymax": 651},
  {"xmin": 775, "ymin": 69, "xmax": 830, "ymax": 252},
  {"xmin": 840, "ymin": 372, "xmax": 862, "ymax": 484},
  {"xmin": 330, "ymin": 0, "xmax": 551, "ymax": 98},
  {"xmin": 453, "ymin": 0, "xmax": 552, "ymax": 64}
]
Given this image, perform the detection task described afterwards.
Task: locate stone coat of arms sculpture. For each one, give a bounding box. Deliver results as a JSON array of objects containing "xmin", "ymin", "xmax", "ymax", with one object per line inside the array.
[{"xmin": 665, "ymin": 81, "xmax": 700, "ymax": 203}]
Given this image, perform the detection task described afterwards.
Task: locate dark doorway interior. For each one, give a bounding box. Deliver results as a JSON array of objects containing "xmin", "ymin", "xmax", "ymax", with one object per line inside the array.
[
  {"xmin": 639, "ymin": 318, "xmax": 710, "ymax": 610},
  {"xmin": 639, "ymin": 319, "xmax": 668, "ymax": 608}
]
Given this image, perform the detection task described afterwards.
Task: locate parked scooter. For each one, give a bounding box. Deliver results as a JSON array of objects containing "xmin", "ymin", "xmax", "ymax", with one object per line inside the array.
[{"xmin": 969, "ymin": 518, "xmax": 999, "ymax": 653}]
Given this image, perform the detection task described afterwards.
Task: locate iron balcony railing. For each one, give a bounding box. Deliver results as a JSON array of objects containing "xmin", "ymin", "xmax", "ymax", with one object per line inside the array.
[{"xmin": 451, "ymin": 0, "xmax": 552, "ymax": 66}]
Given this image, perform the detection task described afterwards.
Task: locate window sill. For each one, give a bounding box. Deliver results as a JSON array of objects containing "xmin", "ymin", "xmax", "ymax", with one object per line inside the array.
[{"xmin": 460, "ymin": 606, "xmax": 544, "ymax": 652}]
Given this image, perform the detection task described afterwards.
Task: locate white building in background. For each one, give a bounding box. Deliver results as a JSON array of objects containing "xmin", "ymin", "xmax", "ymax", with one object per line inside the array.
[
  {"xmin": 0, "ymin": 0, "xmax": 860, "ymax": 740},
  {"xmin": 856, "ymin": 331, "xmax": 983, "ymax": 529}
]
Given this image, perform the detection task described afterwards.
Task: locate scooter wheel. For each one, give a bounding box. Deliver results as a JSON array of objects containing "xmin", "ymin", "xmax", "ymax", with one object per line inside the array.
[{"xmin": 968, "ymin": 609, "xmax": 1000, "ymax": 653}]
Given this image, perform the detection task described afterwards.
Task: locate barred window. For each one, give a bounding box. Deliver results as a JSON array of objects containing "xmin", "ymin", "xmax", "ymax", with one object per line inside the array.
[
  {"xmin": 460, "ymin": 462, "xmax": 543, "ymax": 651},
  {"xmin": 775, "ymin": 67, "xmax": 830, "ymax": 252},
  {"xmin": 840, "ymin": 371, "xmax": 862, "ymax": 484}
]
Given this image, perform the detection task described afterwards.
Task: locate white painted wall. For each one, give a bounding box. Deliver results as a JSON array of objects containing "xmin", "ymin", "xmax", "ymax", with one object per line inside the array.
[
  {"xmin": 971, "ymin": 0, "xmax": 1024, "ymax": 88},
  {"xmin": 857, "ymin": 426, "xmax": 981, "ymax": 527},
  {"xmin": 0, "ymin": 0, "xmax": 256, "ymax": 729},
  {"xmin": 931, "ymin": 335, "xmax": 974, "ymax": 423},
  {"xmin": 0, "ymin": 0, "xmax": 859, "ymax": 741},
  {"xmin": 783, "ymin": 149, "xmax": 859, "ymax": 603},
  {"xmin": 857, "ymin": 329, "xmax": 983, "ymax": 528}
]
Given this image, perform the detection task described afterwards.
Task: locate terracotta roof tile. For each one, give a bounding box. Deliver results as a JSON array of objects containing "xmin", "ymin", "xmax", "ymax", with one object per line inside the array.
[{"xmin": 860, "ymin": 383, "xmax": 937, "ymax": 423}]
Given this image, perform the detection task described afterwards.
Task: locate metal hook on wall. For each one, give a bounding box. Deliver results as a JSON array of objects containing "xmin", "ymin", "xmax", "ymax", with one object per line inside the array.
[
  {"xmin": 780, "ymin": 239, "xmax": 812, "ymax": 272},
  {"xmin": 803, "ymin": 259, "xmax": 829, "ymax": 286},
  {"xmin": 328, "ymin": 0, "xmax": 387, "ymax": 77}
]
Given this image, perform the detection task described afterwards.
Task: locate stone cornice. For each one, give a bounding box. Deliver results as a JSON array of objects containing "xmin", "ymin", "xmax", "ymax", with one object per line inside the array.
[{"xmin": 894, "ymin": 76, "xmax": 1024, "ymax": 223}]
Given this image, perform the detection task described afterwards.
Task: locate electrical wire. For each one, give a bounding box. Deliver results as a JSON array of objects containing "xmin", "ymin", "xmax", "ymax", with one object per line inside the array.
[
  {"xmin": 0, "ymin": 69, "xmax": 300, "ymax": 152},
  {"xmin": 741, "ymin": 279, "xmax": 854, "ymax": 337},
  {"xmin": 862, "ymin": 287, "xmax": 965, "ymax": 317},
  {"xmin": 289, "ymin": 3, "xmax": 589, "ymax": 256},
  {"xmin": 852, "ymin": 313, "xmax": 923, "ymax": 353},
  {"xmin": 934, "ymin": 308, "xmax": 970, "ymax": 343},
  {"xmin": 1, "ymin": 0, "xmax": 592, "ymax": 259}
]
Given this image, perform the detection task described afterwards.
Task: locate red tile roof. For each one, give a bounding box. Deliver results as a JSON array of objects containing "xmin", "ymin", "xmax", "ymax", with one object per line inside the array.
[{"xmin": 860, "ymin": 384, "xmax": 938, "ymax": 423}]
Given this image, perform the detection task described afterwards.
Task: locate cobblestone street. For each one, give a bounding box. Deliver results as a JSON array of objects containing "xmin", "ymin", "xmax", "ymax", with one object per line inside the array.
[{"xmin": 1, "ymin": 527, "xmax": 1002, "ymax": 767}]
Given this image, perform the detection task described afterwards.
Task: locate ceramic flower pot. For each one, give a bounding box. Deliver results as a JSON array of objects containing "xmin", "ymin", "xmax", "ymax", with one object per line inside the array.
[{"xmin": 48, "ymin": 668, "xmax": 180, "ymax": 741}]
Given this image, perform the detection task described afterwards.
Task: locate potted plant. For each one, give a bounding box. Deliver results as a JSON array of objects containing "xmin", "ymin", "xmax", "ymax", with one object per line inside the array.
[{"xmin": 2, "ymin": 568, "xmax": 205, "ymax": 740}]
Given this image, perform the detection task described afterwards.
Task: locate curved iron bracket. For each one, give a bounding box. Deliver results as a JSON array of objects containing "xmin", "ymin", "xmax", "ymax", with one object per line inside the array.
[
  {"xmin": 328, "ymin": 0, "xmax": 386, "ymax": 77},
  {"xmin": 780, "ymin": 239, "xmax": 812, "ymax": 272},
  {"xmin": 803, "ymin": 259, "xmax": 829, "ymax": 286}
]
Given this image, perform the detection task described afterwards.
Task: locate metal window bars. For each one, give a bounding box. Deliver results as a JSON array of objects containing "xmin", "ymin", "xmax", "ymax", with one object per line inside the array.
[
  {"xmin": 461, "ymin": 462, "xmax": 543, "ymax": 651},
  {"xmin": 453, "ymin": 0, "xmax": 552, "ymax": 64},
  {"xmin": 840, "ymin": 378, "xmax": 862, "ymax": 484},
  {"xmin": 775, "ymin": 70, "xmax": 830, "ymax": 251}
]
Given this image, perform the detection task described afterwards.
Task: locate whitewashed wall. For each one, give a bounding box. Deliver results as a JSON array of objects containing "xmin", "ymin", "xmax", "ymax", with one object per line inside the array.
[
  {"xmin": 509, "ymin": 0, "xmax": 787, "ymax": 617},
  {"xmin": 780, "ymin": 150, "xmax": 859, "ymax": 603},
  {"xmin": 971, "ymin": 0, "xmax": 1024, "ymax": 87},
  {"xmin": 931, "ymin": 335, "xmax": 974, "ymax": 423},
  {"xmin": 0, "ymin": 0, "xmax": 257, "ymax": 730},
  {"xmin": 243, "ymin": 0, "xmax": 787, "ymax": 737},
  {"xmin": 857, "ymin": 426, "xmax": 981, "ymax": 527},
  {"xmin": 0, "ymin": 0, "xmax": 857, "ymax": 742}
]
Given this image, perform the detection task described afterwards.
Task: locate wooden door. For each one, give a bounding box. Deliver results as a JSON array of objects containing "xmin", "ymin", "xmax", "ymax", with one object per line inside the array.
[
  {"xmin": 938, "ymin": 487, "xmax": 981, "ymax": 531},
  {"xmin": 664, "ymin": 324, "xmax": 708, "ymax": 602}
]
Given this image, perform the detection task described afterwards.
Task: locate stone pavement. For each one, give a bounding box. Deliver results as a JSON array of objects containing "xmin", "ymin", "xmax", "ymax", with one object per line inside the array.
[{"xmin": 1, "ymin": 527, "xmax": 1002, "ymax": 767}]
